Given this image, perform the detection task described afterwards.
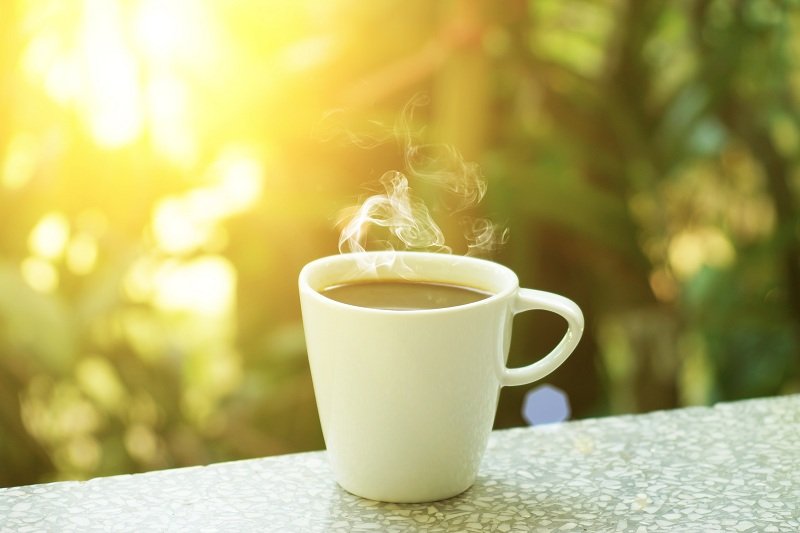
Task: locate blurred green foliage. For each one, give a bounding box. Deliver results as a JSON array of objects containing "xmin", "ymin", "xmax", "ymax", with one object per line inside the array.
[{"xmin": 1, "ymin": 0, "xmax": 799, "ymax": 487}]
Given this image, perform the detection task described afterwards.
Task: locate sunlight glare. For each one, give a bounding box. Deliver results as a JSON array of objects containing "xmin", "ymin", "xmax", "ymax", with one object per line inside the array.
[
  {"xmin": 23, "ymin": 29, "xmax": 75, "ymax": 105},
  {"xmin": 151, "ymin": 149, "xmax": 263, "ymax": 254},
  {"xmin": 21, "ymin": 0, "xmax": 249, "ymax": 160},
  {"xmin": 29, "ymin": 212, "xmax": 70, "ymax": 260},
  {"xmin": 44, "ymin": 54, "xmax": 81, "ymax": 105},
  {"xmin": 152, "ymin": 257, "xmax": 236, "ymax": 316},
  {"xmin": 66, "ymin": 233, "xmax": 99, "ymax": 275},
  {"xmin": 146, "ymin": 76, "xmax": 197, "ymax": 167},
  {"xmin": 277, "ymin": 36, "xmax": 334, "ymax": 72},
  {"xmin": 2, "ymin": 134, "xmax": 39, "ymax": 190},
  {"xmin": 21, "ymin": 257, "xmax": 59, "ymax": 293},
  {"xmin": 213, "ymin": 150, "xmax": 264, "ymax": 215},
  {"xmin": 79, "ymin": 0, "xmax": 143, "ymax": 147},
  {"xmin": 133, "ymin": 0, "xmax": 216, "ymax": 67},
  {"xmin": 152, "ymin": 197, "xmax": 213, "ymax": 255},
  {"xmin": 133, "ymin": 0, "xmax": 183, "ymax": 61}
]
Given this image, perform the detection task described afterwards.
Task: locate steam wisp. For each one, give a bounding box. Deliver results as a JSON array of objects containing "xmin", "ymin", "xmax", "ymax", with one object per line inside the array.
[
  {"xmin": 337, "ymin": 171, "xmax": 448, "ymax": 254},
  {"xmin": 336, "ymin": 98, "xmax": 507, "ymax": 258}
]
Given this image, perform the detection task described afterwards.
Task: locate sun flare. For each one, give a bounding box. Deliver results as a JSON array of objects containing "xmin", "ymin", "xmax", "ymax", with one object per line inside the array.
[{"xmin": 21, "ymin": 0, "xmax": 224, "ymax": 154}]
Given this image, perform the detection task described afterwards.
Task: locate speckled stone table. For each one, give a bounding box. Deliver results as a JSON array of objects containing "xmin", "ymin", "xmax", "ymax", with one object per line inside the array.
[{"xmin": 2, "ymin": 395, "xmax": 799, "ymax": 532}]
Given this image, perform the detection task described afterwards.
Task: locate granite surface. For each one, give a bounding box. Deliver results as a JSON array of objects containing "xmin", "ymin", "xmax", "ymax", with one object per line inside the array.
[{"xmin": 1, "ymin": 395, "xmax": 798, "ymax": 532}]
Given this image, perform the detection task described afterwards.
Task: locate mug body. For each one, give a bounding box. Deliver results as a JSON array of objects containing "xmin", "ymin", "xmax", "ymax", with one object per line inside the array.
[{"xmin": 299, "ymin": 251, "xmax": 518, "ymax": 502}]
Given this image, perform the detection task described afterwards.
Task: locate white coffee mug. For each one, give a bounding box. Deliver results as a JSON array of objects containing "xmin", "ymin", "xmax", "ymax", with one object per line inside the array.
[{"xmin": 298, "ymin": 251, "xmax": 584, "ymax": 503}]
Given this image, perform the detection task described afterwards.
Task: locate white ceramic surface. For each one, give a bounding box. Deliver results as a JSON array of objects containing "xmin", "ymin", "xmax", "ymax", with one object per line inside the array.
[{"xmin": 298, "ymin": 251, "xmax": 584, "ymax": 503}]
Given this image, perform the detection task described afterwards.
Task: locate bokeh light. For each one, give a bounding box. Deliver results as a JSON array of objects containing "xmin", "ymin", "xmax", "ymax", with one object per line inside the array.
[{"xmin": 522, "ymin": 385, "xmax": 571, "ymax": 426}]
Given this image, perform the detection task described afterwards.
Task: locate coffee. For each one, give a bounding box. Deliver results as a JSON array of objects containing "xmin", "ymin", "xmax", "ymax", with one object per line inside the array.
[
  {"xmin": 300, "ymin": 252, "xmax": 584, "ymax": 502},
  {"xmin": 320, "ymin": 280, "xmax": 491, "ymax": 310}
]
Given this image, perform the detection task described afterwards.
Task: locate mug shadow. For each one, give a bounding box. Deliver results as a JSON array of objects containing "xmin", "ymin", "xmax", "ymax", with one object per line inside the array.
[{"xmin": 320, "ymin": 472, "xmax": 603, "ymax": 532}]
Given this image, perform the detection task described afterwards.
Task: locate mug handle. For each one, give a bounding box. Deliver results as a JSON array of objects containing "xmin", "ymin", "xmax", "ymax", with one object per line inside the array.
[{"xmin": 501, "ymin": 288, "xmax": 585, "ymax": 387}]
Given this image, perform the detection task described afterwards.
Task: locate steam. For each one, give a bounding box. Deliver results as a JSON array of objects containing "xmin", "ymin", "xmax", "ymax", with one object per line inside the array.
[
  {"xmin": 337, "ymin": 171, "xmax": 448, "ymax": 254},
  {"xmin": 336, "ymin": 97, "xmax": 507, "ymax": 257},
  {"xmin": 465, "ymin": 217, "xmax": 509, "ymax": 256},
  {"xmin": 404, "ymin": 144, "xmax": 486, "ymax": 213}
]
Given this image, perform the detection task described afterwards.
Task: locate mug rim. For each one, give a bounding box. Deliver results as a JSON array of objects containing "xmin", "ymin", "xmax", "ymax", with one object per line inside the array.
[{"xmin": 298, "ymin": 251, "xmax": 519, "ymax": 315}]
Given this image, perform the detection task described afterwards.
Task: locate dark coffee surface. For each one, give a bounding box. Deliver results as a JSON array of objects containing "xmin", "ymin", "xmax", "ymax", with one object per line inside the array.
[{"xmin": 320, "ymin": 280, "xmax": 491, "ymax": 310}]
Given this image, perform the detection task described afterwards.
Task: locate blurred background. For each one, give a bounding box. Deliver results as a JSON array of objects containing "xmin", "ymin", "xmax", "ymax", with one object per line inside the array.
[{"xmin": 1, "ymin": 0, "xmax": 799, "ymax": 487}]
